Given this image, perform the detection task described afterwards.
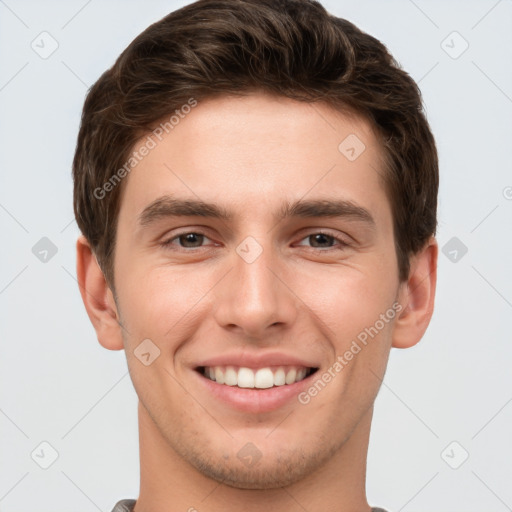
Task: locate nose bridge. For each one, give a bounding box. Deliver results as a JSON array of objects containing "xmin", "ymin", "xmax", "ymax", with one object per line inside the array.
[{"xmin": 214, "ymin": 235, "xmax": 297, "ymax": 338}]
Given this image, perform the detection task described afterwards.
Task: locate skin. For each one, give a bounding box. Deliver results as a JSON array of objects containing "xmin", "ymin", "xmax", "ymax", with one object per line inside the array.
[{"xmin": 77, "ymin": 92, "xmax": 437, "ymax": 512}]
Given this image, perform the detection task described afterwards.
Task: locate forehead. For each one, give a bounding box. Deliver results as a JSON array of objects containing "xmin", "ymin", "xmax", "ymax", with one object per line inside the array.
[{"xmin": 119, "ymin": 92, "xmax": 390, "ymax": 227}]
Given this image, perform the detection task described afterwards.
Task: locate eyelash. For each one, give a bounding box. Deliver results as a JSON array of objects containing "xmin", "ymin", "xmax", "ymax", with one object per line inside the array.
[{"xmin": 160, "ymin": 230, "xmax": 351, "ymax": 252}]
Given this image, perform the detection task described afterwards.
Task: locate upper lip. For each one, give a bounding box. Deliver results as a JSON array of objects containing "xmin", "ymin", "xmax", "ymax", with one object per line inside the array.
[{"xmin": 194, "ymin": 351, "xmax": 320, "ymax": 370}]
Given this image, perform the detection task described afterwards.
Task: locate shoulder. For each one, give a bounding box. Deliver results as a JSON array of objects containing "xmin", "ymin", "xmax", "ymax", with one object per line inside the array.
[{"xmin": 110, "ymin": 499, "xmax": 136, "ymax": 512}]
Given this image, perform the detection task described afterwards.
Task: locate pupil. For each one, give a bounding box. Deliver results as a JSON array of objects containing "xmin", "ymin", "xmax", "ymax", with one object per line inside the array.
[
  {"xmin": 312, "ymin": 234, "xmax": 332, "ymax": 247},
  {"xmin": 181, "ymin": 233, "xmax": 203, "ymax": 247}
]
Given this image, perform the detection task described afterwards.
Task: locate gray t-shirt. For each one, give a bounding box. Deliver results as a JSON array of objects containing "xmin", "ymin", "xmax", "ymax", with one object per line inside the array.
[{"xmin": 111, "ymin": 499, "xmax": 390, "ymax": 511}]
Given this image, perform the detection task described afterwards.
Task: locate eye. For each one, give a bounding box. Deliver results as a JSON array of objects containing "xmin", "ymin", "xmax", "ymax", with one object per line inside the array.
[
  {"xmin": 160, "ymin": 230, "xmax": 351, "ymax": 252},
  {"xmin": 161, "ymin": 231, "xmax": 214, "ymax": 250},
  {"xmin": 295, "ymin": 232, "xmax": 350, "ymax": 250}
]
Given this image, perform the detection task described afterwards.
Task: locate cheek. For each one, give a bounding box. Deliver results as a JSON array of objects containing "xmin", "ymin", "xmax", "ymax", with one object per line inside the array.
[
  {"xmin": 115, "ymin": 259, "xmax": 209, "ymax": 347},
  {"xmin": 293, "ymin": 262, "xmax": 399, "ymax": 343}
]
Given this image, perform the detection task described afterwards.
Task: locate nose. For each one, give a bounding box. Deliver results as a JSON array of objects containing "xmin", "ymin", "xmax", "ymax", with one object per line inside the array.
[{"xmin": 213, "ymin": 240, "xmax": 298, "ymax": 341}]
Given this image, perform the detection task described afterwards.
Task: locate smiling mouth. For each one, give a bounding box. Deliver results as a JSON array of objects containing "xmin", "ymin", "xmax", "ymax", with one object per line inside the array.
[{"xmin": 196, "ymin": 365, "xmax": 319, "ymax": 389}]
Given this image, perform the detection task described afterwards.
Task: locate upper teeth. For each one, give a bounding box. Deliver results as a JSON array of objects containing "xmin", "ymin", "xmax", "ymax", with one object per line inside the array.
[{"xmin": 203, "ymin": 366, "xmax": 311, "ymax": 389}]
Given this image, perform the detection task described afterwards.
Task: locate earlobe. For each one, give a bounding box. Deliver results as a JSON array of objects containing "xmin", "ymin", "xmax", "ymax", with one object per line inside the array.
[
  {"xmin": 76, "ymin": 235, "xmax": 124, "ymax": 351},
  {"xmin": 392, "ymin": 237, "xmax": 438, "ymax": 349}
]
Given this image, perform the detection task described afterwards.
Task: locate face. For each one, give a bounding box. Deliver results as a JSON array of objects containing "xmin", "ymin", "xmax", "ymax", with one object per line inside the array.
[{"xmin": 112, "ymin": 92, "xmax": 403, "ymax": 489}]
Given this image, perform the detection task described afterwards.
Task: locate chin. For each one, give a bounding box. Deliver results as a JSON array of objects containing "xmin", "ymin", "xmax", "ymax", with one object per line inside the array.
[
  {"xmin": 185, "ymin": 443, "xmax": 331, "ymax": 490},
  {"xmin": 196, "ymin": 461, "xmax": 307, "ymax": 490}
]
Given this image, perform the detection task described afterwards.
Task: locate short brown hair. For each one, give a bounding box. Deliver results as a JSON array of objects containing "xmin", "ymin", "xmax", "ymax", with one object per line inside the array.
[{"xmin": 73, "ymin": 0, "xmax": 438, "ymax": 288}]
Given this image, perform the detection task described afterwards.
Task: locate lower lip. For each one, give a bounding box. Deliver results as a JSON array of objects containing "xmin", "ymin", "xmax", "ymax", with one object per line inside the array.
[{"xmin": 194, "ymin": 370, "xmax": 316, "ymax": 413}]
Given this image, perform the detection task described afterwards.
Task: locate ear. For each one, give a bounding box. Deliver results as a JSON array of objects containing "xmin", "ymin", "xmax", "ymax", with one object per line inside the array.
[
  {"xmin": 76, "ymin": 235, "xmax": 124, "ymax": 350},
  {"xmin": 392, "ymin": 236, "xmax": 438, "ymax": 349}
]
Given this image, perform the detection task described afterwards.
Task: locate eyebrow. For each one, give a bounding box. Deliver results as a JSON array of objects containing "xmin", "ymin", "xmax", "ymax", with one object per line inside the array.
[{"xmin": 138, "ymin": 195, "xmax": 375, "ymax": 228}]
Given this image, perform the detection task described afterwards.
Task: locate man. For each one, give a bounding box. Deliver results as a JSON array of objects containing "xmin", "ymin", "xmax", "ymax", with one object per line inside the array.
[{"xmin": 73, "ymin": 0, "xmax": 438, "ymax": 510}]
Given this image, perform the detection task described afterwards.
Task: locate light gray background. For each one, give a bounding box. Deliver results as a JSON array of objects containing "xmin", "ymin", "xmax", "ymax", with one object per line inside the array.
[{"xmin": 1, "ymin": 1, "xmax": 511, "ymax": 511}]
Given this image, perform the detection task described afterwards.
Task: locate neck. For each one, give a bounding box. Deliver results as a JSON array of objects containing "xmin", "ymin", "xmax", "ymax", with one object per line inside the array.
[{"xmin": 134, "ymin": 401, "xmax": 373, "ymax": 512}]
